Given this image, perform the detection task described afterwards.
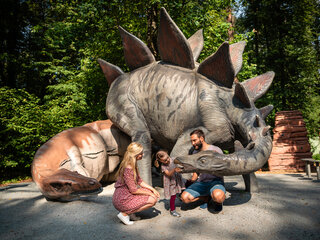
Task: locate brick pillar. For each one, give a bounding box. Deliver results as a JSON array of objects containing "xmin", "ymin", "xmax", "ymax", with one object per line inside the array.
[{"xmin": 268, "ymin": 110, "xmax": 312, "ymax": 171}]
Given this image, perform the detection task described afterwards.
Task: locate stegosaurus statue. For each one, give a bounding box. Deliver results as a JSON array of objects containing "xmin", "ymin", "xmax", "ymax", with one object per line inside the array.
[{"xmin": 98, "ymin": 7, "xmax": 274, "ymax": 191}]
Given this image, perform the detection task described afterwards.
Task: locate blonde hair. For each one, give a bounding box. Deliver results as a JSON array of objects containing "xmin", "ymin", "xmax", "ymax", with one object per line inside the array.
[
  {"xmin": 154, "ymin": 150, "xmax": 168, "ymax": 168},
  {"xmin": 116, "ymin": 142, "xmax": 143, "ymax": 184}
]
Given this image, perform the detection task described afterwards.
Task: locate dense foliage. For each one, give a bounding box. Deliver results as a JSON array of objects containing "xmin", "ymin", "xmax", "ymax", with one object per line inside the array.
[
  {"xmin": 0, "ymin": 0, "xmax": 250, "ymax": 180},
  {"xmin": 237, "ymin": 0, "xmax": 320, "ymax": 135},
  {"xmin": 0, "ymin": 0, "xmax": 319, "ymax": 180}
]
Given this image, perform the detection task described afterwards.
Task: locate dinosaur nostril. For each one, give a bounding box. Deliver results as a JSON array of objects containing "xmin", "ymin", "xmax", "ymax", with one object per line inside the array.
[{"xmin": 89, "ymin": 180, "xmax": 95, "ymax": 185}]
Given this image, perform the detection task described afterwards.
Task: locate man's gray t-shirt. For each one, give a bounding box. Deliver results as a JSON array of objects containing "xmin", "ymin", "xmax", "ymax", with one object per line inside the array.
[{"xmin": 192, "ymin": 145, "xmax": 223, "ymax": 182}]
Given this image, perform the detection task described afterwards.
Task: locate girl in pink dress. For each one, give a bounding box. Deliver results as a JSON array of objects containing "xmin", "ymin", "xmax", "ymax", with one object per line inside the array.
[
  {"xmin": 112, "ymin": 142, "xmax": 160, "ymax": 225},
  {"xmin": 155, "ymin": 150, "xmax": 185, "ymax": 217}
]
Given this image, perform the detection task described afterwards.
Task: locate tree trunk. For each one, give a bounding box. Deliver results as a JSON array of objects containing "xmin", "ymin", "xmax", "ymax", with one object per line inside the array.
[
  {"xmin": 146, "ymin": 4, "xmax": 159, "ymax": 59},
  {"xmin": 227, "ymin": 7, "xmax": 235, "ymax": 42}
]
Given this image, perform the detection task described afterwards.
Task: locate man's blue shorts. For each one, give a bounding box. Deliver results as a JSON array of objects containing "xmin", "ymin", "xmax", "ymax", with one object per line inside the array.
[{"xmin": 184, "ymin": 180, "xmax": 226, "ymax": 198}]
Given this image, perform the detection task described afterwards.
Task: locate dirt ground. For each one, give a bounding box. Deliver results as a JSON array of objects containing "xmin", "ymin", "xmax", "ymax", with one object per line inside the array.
[{"xmin": 0, "ymin": 172, "xmax": 319, "ymax": 240}]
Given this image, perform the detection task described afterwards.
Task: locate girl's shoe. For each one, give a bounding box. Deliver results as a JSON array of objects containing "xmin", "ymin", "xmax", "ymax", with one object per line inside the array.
[
  {"xmin": 117, "ymin": 212, "xmax": 134, "ymax": 225},
  {"xmin": 170, "ymin": 210, "xmax": 181, "ymax": 217},
  {"xmin": 129, "ymin": 213, "xmax": 141, "ymax": 221}
]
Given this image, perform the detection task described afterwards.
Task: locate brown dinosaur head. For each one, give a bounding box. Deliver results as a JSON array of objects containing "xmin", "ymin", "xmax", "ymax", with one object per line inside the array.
[{"xmin": 40, "ymin": 169, "xmax": 102, "ymax": 201}]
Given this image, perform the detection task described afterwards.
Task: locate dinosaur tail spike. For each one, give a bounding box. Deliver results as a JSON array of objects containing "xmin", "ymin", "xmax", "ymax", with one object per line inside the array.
[
  {"xmin": 262, "ymin": 126, "xmax": 271, "ymax": 136},
  {"xmin": 234, "ymin": 82, "xmax": 252, "ymax": 108},
  {"xmin": 118, "ymin": 26, "xmax": 155, "ymax": 71},
  {"xmin": 259, "ymin": 105, "xmax": 274, "ymax": 119},
  {"xmin": 254, "ymin": 115, "xmax": 262, "ymax": 127},
  {"xmin": 158, "ymin": 7, "xmax": 195, "ymax": 69},
  {"xmin": 197, "ymin": 42, "xmax": 235, "ymax": 88},
  {"xmin": 242, "ymin": 71, "xmax": 275, "ymax": 102},
  {"xmin": 234, "ymin": 140, "xmax": 244, "ymax": 151},
  {"xmin": 187, "ymin": 29, "xmax": 204, "ymax": 62},
  {"xmin": 97, "ymin": 59, "xmax": 124, "ymax": 86},
  {"xmin": 229, "ymin": 41, "xmax": 246, "ymax": 76}
]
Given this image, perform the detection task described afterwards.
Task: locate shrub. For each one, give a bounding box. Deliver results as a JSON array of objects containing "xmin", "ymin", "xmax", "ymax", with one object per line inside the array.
[
  {"xmin": 312, "ymin": 154, "xmax": 320, "ymax": 161},
  {"xmin": 0, "ymin": 87, "xmax": 44, "ymax": 180}
]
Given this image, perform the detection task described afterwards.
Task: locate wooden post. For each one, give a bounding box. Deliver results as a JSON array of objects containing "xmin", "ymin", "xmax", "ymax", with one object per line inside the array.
[{"xmin": 306, "ymin": 162, "xmax": 311, "ymax": 178}]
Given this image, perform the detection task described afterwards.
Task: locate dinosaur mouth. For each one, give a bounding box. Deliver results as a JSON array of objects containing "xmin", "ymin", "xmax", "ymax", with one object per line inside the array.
[
  {"xmin": 174, "ymin": 159, "xmax": 196, "ymax": 173},
  {"xmin": 71, "ymin": 186, "xmax": 103, "ymax": 196}
]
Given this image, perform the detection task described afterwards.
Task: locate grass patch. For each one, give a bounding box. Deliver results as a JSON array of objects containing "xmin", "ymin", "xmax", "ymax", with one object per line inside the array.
[{"xmin": 0, "ymin": 176, "xmax": 32, "ymax": 187}]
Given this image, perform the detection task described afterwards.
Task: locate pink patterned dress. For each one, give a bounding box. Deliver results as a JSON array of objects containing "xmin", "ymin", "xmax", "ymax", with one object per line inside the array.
[
  {"xmin": 112, "ymin": 167, "xmax": 152, "ymax": 214},
  {"xmin": 161, "ymin": 157, "xmax": 185, "ymax": 199}
]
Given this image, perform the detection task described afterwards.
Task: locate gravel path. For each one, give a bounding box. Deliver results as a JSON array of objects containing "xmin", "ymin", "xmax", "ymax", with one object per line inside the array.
[{"xmin": 0, "ymin": 173, "xmax": 319, "ymax": 240}]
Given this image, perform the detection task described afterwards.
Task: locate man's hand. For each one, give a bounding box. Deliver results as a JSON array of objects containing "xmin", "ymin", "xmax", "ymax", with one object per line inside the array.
[{"xmin": 190, "ymin": 172, "xmax": 198, "ymax": 182}]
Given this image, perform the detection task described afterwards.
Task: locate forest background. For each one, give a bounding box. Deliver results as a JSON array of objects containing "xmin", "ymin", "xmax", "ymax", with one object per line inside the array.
[{"xmin": 0, "ymin": 0, "xmax": 319, "ymax": 182}]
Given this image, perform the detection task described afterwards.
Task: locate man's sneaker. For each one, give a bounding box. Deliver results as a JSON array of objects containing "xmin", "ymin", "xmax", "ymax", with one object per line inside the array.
[
  {"xmin": 212, "ymin": 202, "xmax": 223, "ymax": 212},
  {"xmin": 117, "ymin": 212, "xmax": 134, "ymax": 225},
  {"xmin": 170, "ymin": 210, "xmax": 181, "ymax": 217}
]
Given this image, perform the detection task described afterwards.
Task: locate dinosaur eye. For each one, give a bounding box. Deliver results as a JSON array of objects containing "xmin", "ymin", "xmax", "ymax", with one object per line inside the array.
[
  {"xmin": 50, "ymin": 183, "xmax": 63, "ymax": 191},
  {"xmin": 89, "ymin": 180, "xmax": 96, "ymax": 185},
  {"xmin": 198, "ymin": 157, "xmax": 207, "ymax": 167}
]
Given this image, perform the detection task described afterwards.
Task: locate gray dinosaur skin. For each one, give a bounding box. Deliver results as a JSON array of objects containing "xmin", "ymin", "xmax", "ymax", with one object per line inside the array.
[
  {"xmin": 174, "ymin": 131, "xmax": 272, "ymax": 176},
  {"xmin": 101, "ymin": 8, "xmax": 274, "ymax": 189},
  {"xmin": 171, "ymin": 78, "xmax": 274, "ymax": 176},
  {"xmin": 107, "ymin": 63, "xmax": 272, "ymax": 184}
]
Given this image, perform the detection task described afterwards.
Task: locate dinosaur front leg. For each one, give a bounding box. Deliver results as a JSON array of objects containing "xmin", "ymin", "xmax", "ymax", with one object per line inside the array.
[
  {"xmin": 66, "ymin": 146, "xmax": 90, "ymax": 177},
  {"xmin": 132, "ymin": 130, "xmax": 152, "ymax": 184},
  {"xmin": 242, "ymin": 173, "xmax": 259, "ymax": 193},
  {"xmin": 107, "ymin": 89, "xmax": 153, "ymax": 184},
  {"xmin": 109, "ymin": 124, "xmax": 153, "ymax": 184}
]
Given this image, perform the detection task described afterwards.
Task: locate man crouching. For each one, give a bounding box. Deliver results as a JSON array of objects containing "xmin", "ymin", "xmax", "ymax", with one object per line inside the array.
[{"xmin": 180, "ymin": 129, "xmax": 226, "ymax": 212}]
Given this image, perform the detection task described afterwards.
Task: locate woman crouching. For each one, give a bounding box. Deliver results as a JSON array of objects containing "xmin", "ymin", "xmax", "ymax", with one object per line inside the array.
[{"xmin": 112, "ymin": 142, "xmax": 160, "ymax": 225}]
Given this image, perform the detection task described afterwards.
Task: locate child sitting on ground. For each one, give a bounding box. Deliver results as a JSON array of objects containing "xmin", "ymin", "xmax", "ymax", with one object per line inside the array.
[{"xmin": 155, "ymin": 150, "xmax": 185, "ymax": 217}]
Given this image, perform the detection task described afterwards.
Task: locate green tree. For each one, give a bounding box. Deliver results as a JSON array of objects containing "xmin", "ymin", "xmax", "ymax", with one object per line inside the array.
[
  {"xmin": 0, "ymin": 0, "xmax": 30, "ymax": 89},
  {"xmin": 237, "ymin": 0, "xmax": 320, "ymax": 135},
  {"xmin": 0, "ymin": 87, "xmax": 43, "ymax": 179},
  {"xmin": 0, "ymin": 0, "xmax": 259, "ymax": 180}
]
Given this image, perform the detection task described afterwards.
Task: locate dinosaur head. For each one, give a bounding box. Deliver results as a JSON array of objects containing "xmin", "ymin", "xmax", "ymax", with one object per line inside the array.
[
  {"xmin": 174, "ymin": 150, "xmax": 230, "ymax": 174},
  {"xmin": 174, "ymin": 102, "xmax": 273, "ymax": 176},
  {"xmin": 40, "ymin": 169, "xmax": 102, "ymax": 201}
]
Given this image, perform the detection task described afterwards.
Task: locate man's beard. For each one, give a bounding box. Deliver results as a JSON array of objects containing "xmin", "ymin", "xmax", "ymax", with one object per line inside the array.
[{"xmin": 194, "ymin": 142, "xmax": 202, "ymax": 150}]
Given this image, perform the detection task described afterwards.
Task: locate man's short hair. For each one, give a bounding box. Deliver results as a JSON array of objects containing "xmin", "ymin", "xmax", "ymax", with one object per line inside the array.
[{"xmin": 190, "ymin": 129, "xmax": 205, "ymax": 140}]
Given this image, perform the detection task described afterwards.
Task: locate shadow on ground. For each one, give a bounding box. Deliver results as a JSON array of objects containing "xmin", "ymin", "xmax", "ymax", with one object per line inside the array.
[{"xmin": 0, "ymin": 173, "xmax": 319, "ymax": 240}]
